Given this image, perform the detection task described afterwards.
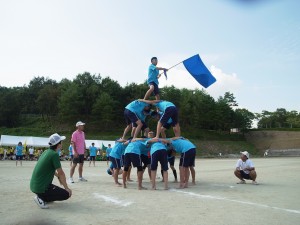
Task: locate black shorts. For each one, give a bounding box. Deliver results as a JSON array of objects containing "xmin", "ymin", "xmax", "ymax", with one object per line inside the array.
[
  {"xmin": 124, "ymin": 153, "xmax": 142, "ymax": 168},
  {"xmin": 151, "ymin": 150, "xmax": 168, "ymax": 171},
  {"xmin": 141, "ymin": 154, "xmax": 150, "ymax": 166},
  {"xmin": 90, "ymin": 156, "xmax": 96, "ymax": 161},
  {"xmin": 124, "ymin": 109, "xmax": 139, "ymax": 125},
  {"xmin": 240, "ymin": 170, "xmax": 251, "ymax": 180},
  {"xmin": 73, "ymin": 154, "xmax": 85, "ymax": 164},
  {"xmin": 149, "ymin": 82, "xmax": 159, "ymax": 95},
  {"xmin": 179, "ymin": 148, "xmax": 196, "ymax": 167},
  {"xmin": 160, "ymin": 106, "xmax": 178, "ymax": 127}
]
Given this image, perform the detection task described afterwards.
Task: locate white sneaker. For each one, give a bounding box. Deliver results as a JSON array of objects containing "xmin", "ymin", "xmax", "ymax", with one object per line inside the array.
[
  {"xmin": 69, "ymin": 177, "xmax": 74, "ymax": 183},
  {"xmin": 237, "ymin": 180, "xmax": 246, "ymax": 184},
  {"xmin": 78, "ymin": 177, "xmax": 88, "ymax": 182},
  {"xmin": 34, "ymin": 196, "xmax": 49, "ymax": 209}
]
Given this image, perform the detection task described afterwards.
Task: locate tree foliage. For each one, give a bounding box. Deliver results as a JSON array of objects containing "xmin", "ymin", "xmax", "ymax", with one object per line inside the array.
[{"xmin": 0, "ymin": 73, "xmax": 298, "ymax": 132}]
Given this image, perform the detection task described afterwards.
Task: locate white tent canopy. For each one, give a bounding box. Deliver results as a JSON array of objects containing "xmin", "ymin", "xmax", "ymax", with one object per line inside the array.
[{"xmin": 0, "ymin": 135, "xmax": 115, "ymax": 149}]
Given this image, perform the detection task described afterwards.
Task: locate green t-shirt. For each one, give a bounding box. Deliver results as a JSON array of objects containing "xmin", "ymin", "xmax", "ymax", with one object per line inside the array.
[{"xmin": 30, "ymin": 149, "xmax": 61, "ymax": 193}]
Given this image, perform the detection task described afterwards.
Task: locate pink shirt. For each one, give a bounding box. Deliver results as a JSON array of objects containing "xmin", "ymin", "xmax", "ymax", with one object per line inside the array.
[{"xmin": 71, "ymin": 130, "xmax": 86, "ymax": 154}]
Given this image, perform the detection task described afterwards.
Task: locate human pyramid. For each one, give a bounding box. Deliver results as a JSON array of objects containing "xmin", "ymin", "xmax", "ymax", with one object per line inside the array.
[
  {"xmin": 29, "ymin": 56, "xmax": 198, "ymax": 210},
  {"xmin": 108, "ymin": 56, "xmax": 197, "ymax": 190}
]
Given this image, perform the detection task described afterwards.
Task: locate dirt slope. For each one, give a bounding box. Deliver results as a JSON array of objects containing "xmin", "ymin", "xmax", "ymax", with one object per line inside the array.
[{"xmin": 245, "ymin": 131, "xmax": 300, "ymax": 151}]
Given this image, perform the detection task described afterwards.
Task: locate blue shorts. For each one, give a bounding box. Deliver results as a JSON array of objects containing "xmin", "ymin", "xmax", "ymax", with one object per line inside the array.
[
  {"xmin": 124, "ymin": 109, "xmax": 139, "ymax": 125},
  {"xmin": 124, "ymin": 153, "xmax": 142, "ymax": 168},
  {"xmin": 151, "ymin": 150, "xmax": 168, "ymax": 171},
  {"xmin": 179, "ymin": 148, "xmax": 196, "ymax": 167},
  {"xmin": 149, "ymin": 82, "xmax": 159, "ymax": 95},
  {"xmin": 109, "ymin": 156, "xmax": 121, "ymax": 169},
  {"xmin": 160, "ymin": 106, "xmax": 178, "ymax": 127},
  {"xmin": 90, "ymin": 156, "xmax": 96, "ymax": 161}
]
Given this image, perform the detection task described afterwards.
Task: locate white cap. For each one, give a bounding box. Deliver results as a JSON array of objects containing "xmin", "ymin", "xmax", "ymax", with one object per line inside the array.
[
  {"xmin": 76, "ymin": 121, "xmax": 85, "ymax": 127},
  {"xmin": 240, "ymin": 151, "xmax": 249, "ymax": 159},
  {"xmin": 48, "ymin": 133, "xmax": 66, "ymax": 146}
]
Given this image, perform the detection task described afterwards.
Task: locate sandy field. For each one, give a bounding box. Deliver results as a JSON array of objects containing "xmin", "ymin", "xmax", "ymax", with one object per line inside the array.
[{"xmin": 0, "ymin": 157, "xmax": 299, "ymax": 225}]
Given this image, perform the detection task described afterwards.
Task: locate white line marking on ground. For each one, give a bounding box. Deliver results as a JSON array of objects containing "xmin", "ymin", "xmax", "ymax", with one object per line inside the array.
[
  {"xmin": 171, "ymin": 189, "xmax": 300, "ymax": 214},
  {"xmin": 93, "ymin": 193, "xmax": 133, "ymax": 207}
]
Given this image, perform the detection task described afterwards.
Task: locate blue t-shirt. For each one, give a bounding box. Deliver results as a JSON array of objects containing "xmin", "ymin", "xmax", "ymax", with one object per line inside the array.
[
  {"xmin": 124, "ymin": 140, "xmax": 147, "ymax": 155},
  {"xmin": 106, "ymin": 147, "xmax": 112, "ymax": 157},
  {"xmin": 171, "ymin": 138, "xmax": 196, "ymax": 153},
  {"xmin": 125, "ymin": 100, "xmax": 149, "ymax": 115},
  {"xmin": 148, "ymin": 64, "xmax": 159, "ymax": 85},
  {"xmin": 89, "ymin": 146, "xmax": 98, "ymax": 157},
  {"xmin": 15, "ymin": 145, "xmax": 23, "ymax": 156},
  {"xmin": 69, "ymin": 145, "xmax": 73, "ymax": 156},
  {"xmin": 110, "ymin": 141, "xmax": 126, "ymax": 159},
  {"xmin": 154, "ymin": 101, "xmax": 175, "ymax": 112},
  {"xmin": 146, "ymin": 140, "xmax": 167, "ymax": 155}
]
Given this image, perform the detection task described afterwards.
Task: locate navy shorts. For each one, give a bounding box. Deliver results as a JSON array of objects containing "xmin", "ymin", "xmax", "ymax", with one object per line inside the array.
[
  {"xmin": 151, "ymin": 150, "xmax": 168, "ymax": 171},
  {"xmin": 141, "ymin": 154, "xmax": 150, "ymax": 166},
  {"xmin": 179, "ymin": 148, "xmax": 196, "ymax": 167},
  {"xmin": 109, "ymin": 156, "xmax": 121, "ymax": 169},
  {"xmin": 149, "ymin": 82, "xmax": 159, "ymax": 95},
  {"xmin": 16, "ymin": 155, "xmax": 23, "ymax": 160},
  {"xmin": 121, "ymin": 155, "xmax": 125, "ymax": 167},
  {"xmin": 124, "ymin": 109, "xmax": 139, "ymax": 125},
  {"xmin": 90, "ymin": 156, "xmax": 96, "ymax": 161},
  {"xmin": 240, "ymin": 170, "xmax": 251, "ymax": 180},
  {"xmin": 73, "ymin": 154, "xmax": 85, "ymax": 164},
  {"xmin": 168, "ymin": 156, "xmax": 175, "ymax": 166},
  {"xmin": 124, "ymin": 153, "xmax": 142, "ymax": 168},
  {"xmin": 160, "ymin": 106, "xmax": 178, "ymax": 127}
]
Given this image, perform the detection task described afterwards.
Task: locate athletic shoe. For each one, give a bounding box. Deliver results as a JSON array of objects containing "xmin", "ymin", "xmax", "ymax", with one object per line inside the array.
[
  {"xmin": 237, "ymin": 180, "xmax": 246, "ymax": 184},
  {"xmin": 252, "ymin": 181, "xmax": 258, "ymax": 185},
  {"xmin": 69, "ymin": 177, "xmax": 74, "ymax": 183},
  {"xmin": 78, "ymin": 177, "xmax": 88, "ymax": 182},
  {"xmin": 34, "ymin": 196, "xmax": 49, "ymax": 209}
]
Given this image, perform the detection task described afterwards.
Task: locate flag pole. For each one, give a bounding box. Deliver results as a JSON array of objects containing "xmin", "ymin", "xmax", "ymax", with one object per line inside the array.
[{"xmin": 157, "ymin": 61, "xmax": 183, "ymax": 78}]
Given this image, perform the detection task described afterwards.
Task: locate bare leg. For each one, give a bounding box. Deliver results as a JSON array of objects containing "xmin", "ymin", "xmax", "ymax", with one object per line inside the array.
[
  {"xmin": 122, "ymin": 170, "xmax": 128, "ymax": 188},
  {"xmin": 78, "ymin": 163, "xmax": 83, "ymax": 177},
  {"xmin": 114, "ymin": 169, "xmax": 122, "ymax": 186},
  {"xmin": 163, "ymin": 170, "xmax": 168, "ymax": 190},
  {"xmin": 173, "ymin": 123, "xmax": 181, "ymax": 137},
  {"xmin": 127, "ymin": 166, "xmax": 133, "ymax": 181},
  {"xmin": 121, "ymin": 124, "xmax": 132, "ymax": 140},
  {"xmin": 70, "ymin": 163, "xmax": 77, "ymax": 178},
  {"xmin": 190, "ymin": 166, "xmax": 195, "ymax": 185},
  {"xmin": 144, "ymin": 85, "xmax": 154, "ymax": 100},
  {"xmin": 151, "ymin": 170, "xmax": 157, "ymax": 190},
  {"xmin": 138, "ymin": 171, "xmax": 146, "ymax": 190}
]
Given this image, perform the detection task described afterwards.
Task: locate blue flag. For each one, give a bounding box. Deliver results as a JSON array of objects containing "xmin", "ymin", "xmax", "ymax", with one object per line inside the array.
[
  {"xmin": 182, "ymin": 54, "xmax": 216, "ymax": 88},
  {"xmin": 163, "ymin": 69, "xmax": 167, "ymax": 80}
]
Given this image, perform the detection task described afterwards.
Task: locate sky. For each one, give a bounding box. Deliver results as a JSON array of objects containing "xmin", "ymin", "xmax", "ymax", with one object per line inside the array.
[{"xmin": 0, "ymin": 0, "xmax": 299, "ymax": 114}]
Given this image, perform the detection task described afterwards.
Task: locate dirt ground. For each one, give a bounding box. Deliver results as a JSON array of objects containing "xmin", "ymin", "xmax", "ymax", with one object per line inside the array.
[{"xmin": 0, "ymin": 157, "xmax": 299, "ymax": 225}]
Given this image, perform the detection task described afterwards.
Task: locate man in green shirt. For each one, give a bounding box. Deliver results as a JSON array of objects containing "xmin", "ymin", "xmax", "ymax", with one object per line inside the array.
[{"xmin": 30, "ymin": 133, "xmax": 72, "ymax": 209}]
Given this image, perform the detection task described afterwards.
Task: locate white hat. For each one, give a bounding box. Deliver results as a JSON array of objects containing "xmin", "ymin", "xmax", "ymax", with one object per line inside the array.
[
  {"xmin": 240, "ymin": 151, "xmax": 249, "ymax": 159},
  {"xmin": 49, "ymin": 133, "xmax": 66, "ymax": 146},
  {"xmin": 76, "ymin": 121, "xmax": 85, "ymax": 127}
]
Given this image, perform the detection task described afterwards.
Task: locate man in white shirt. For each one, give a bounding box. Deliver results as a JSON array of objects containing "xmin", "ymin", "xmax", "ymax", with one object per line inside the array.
[{"xmin": 234, "ymin": 151, "xmax": 258, "ymax": 185}]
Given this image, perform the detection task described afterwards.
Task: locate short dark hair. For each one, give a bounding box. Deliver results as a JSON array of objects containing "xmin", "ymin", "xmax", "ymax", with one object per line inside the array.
[{"xmin": 151, "ymin": 57, "xmax": 157, "ymax": 62}]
